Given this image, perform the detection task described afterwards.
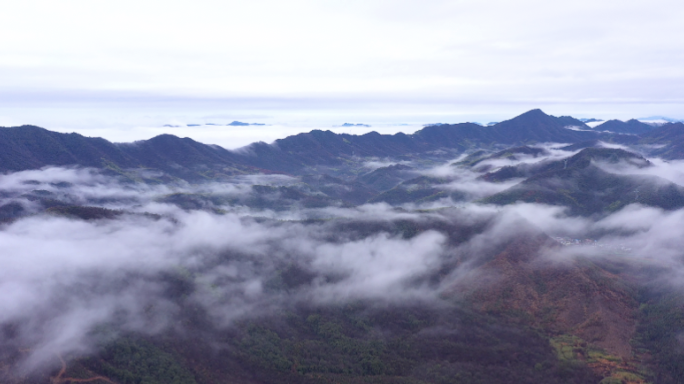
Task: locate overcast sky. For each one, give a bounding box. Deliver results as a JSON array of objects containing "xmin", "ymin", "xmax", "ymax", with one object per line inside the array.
[{"xmin": 1, "ymin": 0, "xmax": 683, "ymax": 147}]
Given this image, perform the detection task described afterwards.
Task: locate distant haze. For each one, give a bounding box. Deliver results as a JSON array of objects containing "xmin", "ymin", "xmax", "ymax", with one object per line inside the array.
[{"xmin": 1, "ymin": 0, "xmax": 683, "ymax": 145}]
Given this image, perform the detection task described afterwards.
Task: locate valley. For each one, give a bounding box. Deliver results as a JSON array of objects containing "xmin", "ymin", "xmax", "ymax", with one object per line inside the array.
[{"xmin": 2, "ymin": 110, "xmax": 684, "ymax": 383}]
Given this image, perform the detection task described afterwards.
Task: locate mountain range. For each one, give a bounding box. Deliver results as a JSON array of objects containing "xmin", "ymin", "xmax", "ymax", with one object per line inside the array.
[
  {"xmin": 0, "ymin": 109, "xmax": 651, "ymax": 178},
  {"xmin": 4, "ymin": 109, "xmax": 684, "ymax": 384},
  {"xmin": 4, "ymin": 108, "xmax": 684, "ymax": 216}
]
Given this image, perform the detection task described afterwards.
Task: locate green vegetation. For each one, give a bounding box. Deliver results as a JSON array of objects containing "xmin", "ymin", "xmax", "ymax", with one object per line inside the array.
[
  {"xmin": 634, "ymin": 290, "xmax": 684, "ymax": 383},
  {"xmin": 238, "ymin": 313, "xmax": 386, "ymax": 376},
  {"xmin": 63, "ymin": 302, "xmax": 602, "ymax": 384},
  {"xmin": 216, "ymin": 304, "xmax": 599, "ymax": 384},
  {"xmin": 9, "ymin": 117, "xmax": 684, "ymax": 384},
  {"xmin": 550, "ymin": 335, "xmax": 648, "ymax": 384},
  {"xmin": 482, "ymin": 150, "xmax": 684, "ymax": 215},
  {"xmin": 367, "ymin": 176, "xmax": 454, "ymax": 205},
  {"xmin": 84, "ymin": 338, "xmax": 197, "ymax": 384},
  {"xmin": 45, "ymin": 205, "xmax": 123, "ymax": 220}
]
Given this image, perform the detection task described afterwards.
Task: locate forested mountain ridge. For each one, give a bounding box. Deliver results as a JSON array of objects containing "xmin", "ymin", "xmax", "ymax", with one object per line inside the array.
[
  {"xmin": 481, "ymin": 148, "xmax": 684, "ymax": 215},
  {"xmin": 0, "ymin": 125, "xmax": 137, "ymax": 171},
  {"xmin": 0, "ymin": 126, "xmax": 255, "ymax": 180},
  {"xmin": 0, "ymin": 109, "xmax": 619, "ymax": 178},
  {"xmin": 594, "ymin": 119, "xmax": 655, "ymax": 135},
  {"xmin": 639, "ymin": 122, "xmax": 684, "ymax": 159},
  {"xmin": 5, "ymin": 110, "xmax": 684, "ymax": 384}
]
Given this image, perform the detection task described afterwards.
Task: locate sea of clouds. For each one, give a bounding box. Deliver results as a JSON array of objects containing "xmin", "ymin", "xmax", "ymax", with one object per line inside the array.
[{"xmin": 2, "ymin": 142, "xmax": 684, "ymax": 375}]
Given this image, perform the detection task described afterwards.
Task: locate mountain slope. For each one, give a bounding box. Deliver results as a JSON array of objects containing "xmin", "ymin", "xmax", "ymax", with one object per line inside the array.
[
  {"xmin": 367, "ymin": 176, "xmax": 454, "ymax": 205},
  {"xmin": 0, "ymin": 125, "xmax": 138, "ymax": 171},
  {"xmin": 240, "ymin": 110, "xmax": 604, "ymax": 173},
  {"xmin": 0, "ymin": 126, "xmax": 255, "ymax": 181},
  {"xmin": 355, "ymin": 164, "xmax": 416, "ymax": 192},
  {"xmin": 470, "ymin": 234, "xmax": 637, "ymax": 357},
  {"xmin": 463, "ymin": 229, "xmax": 649, "ymax": 382},
  {"xmin": 0, "ymin": 110, "xmax": 607, "ymax": 177},
  {"xmin": 456, "ymin": 145, "xmax": 549, "ymax": 173},
  {"xmin": 639, "ymin": 122, "xmax": 684, "ymax": 159},
  {"xmin": 593, "ymin": 119, "xmax": 654, "ymax": 135},
  {"xmin": 555, "ymin": 115, "xmax": 590, "ymax": 129},
  {"xmin": 15, "ymin": 216, "xmax": 605, "ymax": 384},
  {"xmin": 481, "ymin": 148, "xmax": 684, "ymax": 215},
  {"xmin": 486, "ymin": 109, "xmax": 595, "ymax": 143},
  {"xmin": 480, "ymin": 147, "xmax": 650, "ymax": 183},
  {"xmin": 117, "ymin": 134, "xmax": 251, "ymax": 180}
]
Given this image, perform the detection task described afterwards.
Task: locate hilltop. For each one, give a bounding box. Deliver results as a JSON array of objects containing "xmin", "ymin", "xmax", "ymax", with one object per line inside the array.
[
  {"xmin": 0, "ymin": 109, "xmax": 610, "ymax": 178},
  {"xmin": 4, "ymin": 109, "xmax": 684, "ymax": 384},
  {"xmin": 481, "ymin": 148, "xmax": 684, "ymax": 215}
]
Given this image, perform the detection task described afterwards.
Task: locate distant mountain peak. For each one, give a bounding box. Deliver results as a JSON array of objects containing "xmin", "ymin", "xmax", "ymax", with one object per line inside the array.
[
  {"xmin": 228, "ymin": 121, "xmax": 265, "ymax": 126},
  {"xmin": 517, "ymin": 109, "xmax": 549, "ymax": 118},
  {"xmin": 147, "ymin": 133, "xmax": 185, "ymax": 142},
  {"xmin": 501, "ymin": 109, "xmax": 556, "ymax": 126},
  {"xmin": 339, "ymin": 123, "xmax": 371, "ymax": 127},
  {"xmin": 593, "ymin": 119, "xmax": 654, "ymax": 134}
]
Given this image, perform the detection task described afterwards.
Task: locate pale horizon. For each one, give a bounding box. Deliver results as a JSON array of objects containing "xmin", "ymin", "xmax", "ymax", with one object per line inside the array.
[{"xmin": 2, "ymin": 0, "xmax": 683, "ymax": 148}]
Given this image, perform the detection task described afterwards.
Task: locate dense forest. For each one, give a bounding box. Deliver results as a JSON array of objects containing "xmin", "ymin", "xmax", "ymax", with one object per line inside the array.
[{"xmin": 3, "ymin": 110, "xmax": 684, "ymax": 383}]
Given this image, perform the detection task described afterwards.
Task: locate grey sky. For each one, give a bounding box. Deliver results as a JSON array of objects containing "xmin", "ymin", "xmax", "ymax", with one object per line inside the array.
[{"xmin": 1, "ymin": 0, "xmax": 683, "ymax": 146}]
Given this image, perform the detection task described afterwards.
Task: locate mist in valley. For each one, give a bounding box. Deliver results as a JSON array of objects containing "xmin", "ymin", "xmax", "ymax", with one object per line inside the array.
[{"xmin": 3, "ymin": 142, "xmax": 684, "ymax": 382}]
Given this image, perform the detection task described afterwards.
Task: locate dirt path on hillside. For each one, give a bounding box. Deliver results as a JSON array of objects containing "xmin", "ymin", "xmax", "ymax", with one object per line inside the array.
[{"xmin": 51, "ymin": 354, "xmax": 115, "ymax": 384}]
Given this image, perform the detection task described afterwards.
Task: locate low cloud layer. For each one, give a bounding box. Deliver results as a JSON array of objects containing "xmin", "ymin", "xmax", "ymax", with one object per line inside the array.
[
  {"xmin": 0, "ymin": 206, "xmax": 453, "ymax": 372},
  {"xmin": 4, "ymin": 144, "xmax": 684, "ymax": 375}
]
